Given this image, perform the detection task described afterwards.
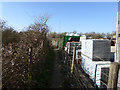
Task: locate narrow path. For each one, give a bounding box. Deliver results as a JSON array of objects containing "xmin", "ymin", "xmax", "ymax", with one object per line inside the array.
[{"xmin": 50, "ymin": 49, "xmax": 62, "ymax": 88}]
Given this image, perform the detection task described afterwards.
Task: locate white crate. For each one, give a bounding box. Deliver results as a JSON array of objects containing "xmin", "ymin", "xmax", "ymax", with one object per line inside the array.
[
  {"xmin": 81, "ymin": 39, "xmax": 111, "ymax": 61},
  {"xmin": 81, "ymin": 56, "xmax": 111, "ymax": 87},
  {"xmin": 76, "ymin": 49, "xmax": 81, "ymax": 59},
  {"xmin": 80, "ymin": 35, "xmax": 86, "ymax": 41},
  {"xmin": 67, "ymin": 42, "xmax": 81, "ymax": 55}
]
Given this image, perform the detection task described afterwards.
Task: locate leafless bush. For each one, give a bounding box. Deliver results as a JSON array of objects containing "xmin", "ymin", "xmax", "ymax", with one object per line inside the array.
[{"xmin": 2, "ymin": 16, "xmax": 51, "ymax": 88}]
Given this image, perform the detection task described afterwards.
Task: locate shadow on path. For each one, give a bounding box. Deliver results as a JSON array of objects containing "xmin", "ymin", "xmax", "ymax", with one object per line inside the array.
[{"xmin": 50, "ymin": 49, "xmax": 62, "ymax": 88}]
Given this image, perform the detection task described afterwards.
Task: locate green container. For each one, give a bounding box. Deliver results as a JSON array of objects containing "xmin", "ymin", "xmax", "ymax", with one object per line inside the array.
[{"xmin": 62, "ymin": 35, "xmax": 80, "ymax": 47}]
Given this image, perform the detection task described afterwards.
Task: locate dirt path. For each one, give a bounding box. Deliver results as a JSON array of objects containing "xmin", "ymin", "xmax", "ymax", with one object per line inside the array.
[
  {"xmin": 50, "ymin": 49, "xmax": 62, "ymax": 88},
  {"xmin": 50, "ymin": 49, "xmax": 95, "ymax": 88}
]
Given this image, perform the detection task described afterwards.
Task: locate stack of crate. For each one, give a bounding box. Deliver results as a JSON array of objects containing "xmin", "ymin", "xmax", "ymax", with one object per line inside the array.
[
  {"xmin": 67, "ymin": 42, "xmax": 81, "ymax": 55},
  {"xmin": 76, "ymin": 49, "xmax": 81, "ymax": 60},
  {"xmin": 81, "ymin": 39, "xmax": 111, "ymax": 88}
]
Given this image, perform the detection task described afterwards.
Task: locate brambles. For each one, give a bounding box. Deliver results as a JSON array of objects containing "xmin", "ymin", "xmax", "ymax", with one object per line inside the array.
[{"xmin": 2, "ymin": 16, "xmax": 51, "ymax": 88}]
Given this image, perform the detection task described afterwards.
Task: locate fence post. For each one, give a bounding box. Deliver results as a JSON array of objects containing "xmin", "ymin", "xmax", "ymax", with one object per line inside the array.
[
  {"xmin": 71, "ymin": 47, "xmax": 76, "ymax": 74},
  {"xmin": 28, "ymin": 47, "xmax": 32, "ymax": 88},
  {"xmin": 107, "ymin": 62, "xmax": 119, "ymax": 89}
]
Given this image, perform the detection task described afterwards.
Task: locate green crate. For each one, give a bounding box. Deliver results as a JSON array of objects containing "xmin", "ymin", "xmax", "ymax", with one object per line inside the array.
[{"xmin": 62, "ymin": 35, "xmax": 80, "ymax": 47}]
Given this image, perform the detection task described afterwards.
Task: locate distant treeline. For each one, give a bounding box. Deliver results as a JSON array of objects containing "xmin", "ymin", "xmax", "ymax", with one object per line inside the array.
[{"xmin": 49, "ymin": 31, "xmax": 116, "ymax": 39}]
